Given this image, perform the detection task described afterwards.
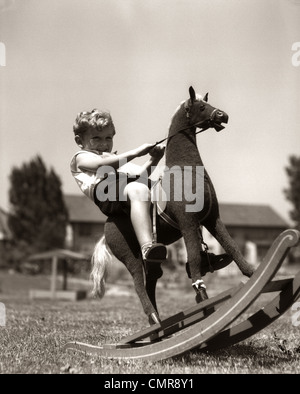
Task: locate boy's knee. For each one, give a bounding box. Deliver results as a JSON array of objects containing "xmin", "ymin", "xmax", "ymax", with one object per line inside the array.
[{"xmin": 125, "ymin": 182, "xmax": 150, "ymax": 201}]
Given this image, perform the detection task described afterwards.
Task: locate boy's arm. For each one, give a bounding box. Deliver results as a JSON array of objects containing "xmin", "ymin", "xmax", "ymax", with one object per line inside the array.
[
  {"xmin": 135, "ymin": 144, "xmax": 166, "ymax": 177},
  {"xmin": 76, "ymin": 143, "xmax": 156, "ymax": 172}
]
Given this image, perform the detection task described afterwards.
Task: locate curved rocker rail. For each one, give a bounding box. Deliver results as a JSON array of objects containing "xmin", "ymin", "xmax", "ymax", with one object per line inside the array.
[
  {"xmin": 63, "ymin": 229, "xmax": 300, "ymax": 362},
  {"xmin": 201, "ymin": 272, "xmax": 300, "ymax": 351}
]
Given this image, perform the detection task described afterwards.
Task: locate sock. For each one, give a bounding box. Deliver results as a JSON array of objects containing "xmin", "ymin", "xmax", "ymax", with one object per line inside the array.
[{"xmin": 141, "ymin": 242, "xmax": 153, "ymax": 256}]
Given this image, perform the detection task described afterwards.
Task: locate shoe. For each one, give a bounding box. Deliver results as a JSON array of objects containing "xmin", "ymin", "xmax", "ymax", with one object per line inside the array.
[
  {"xmin": 186, "ymin": 252, "xmax": 233, "ymax": 278},
  {"xmin": 142, "ymin": 243, "xmax": 167, "ymax": 262}
]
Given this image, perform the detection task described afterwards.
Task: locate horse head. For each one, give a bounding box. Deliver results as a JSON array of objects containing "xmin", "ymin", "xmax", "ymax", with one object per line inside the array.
[{"xmin": 184, "ymin": 86, "xmax": 228, "ymax": 132}]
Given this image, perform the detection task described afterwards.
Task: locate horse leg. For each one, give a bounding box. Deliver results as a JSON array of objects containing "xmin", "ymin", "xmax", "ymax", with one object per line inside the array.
[
  {"xmin": 144, "ymin": 262, "xmax": 163, "ymax": 324},
  {"xmin": 178, "ymin": 219, "xmax": 209, "ymax": 303},
  {"xmin": 105, "ymin": 218, "xmax": 161, "ymax": 325},
  {"xmin": 123, "ymin": 256, "xmax": 161, "ymax": 325},
  {"xmin": 205, "ymin": 217, "xmax": 255, "ymax": 277}
]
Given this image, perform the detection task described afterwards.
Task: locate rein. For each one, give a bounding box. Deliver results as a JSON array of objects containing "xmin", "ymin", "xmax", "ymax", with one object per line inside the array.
[{"xmin": 154, "ymin": 108, "xmax": 219, "ymax": 147}]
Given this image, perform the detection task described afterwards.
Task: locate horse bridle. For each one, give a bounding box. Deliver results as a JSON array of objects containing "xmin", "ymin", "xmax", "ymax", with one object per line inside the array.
[{"xmin": 154, "ymin": 102, "xmax": 223, "ymax": 147}]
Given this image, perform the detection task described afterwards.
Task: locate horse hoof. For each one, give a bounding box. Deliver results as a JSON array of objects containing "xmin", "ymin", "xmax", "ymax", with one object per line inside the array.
[
  {"xmin": 148, "ymin": 312, "xmax": 161, "ymax": 325},
  {"xmin": 195, "ymin": 288, "xmax": 209, "ymax": 303},
  {"xmin": 243, "ymin": 268, "xmax": 255, "ymax": 278},
  {"xmin": 149, "ymin": 333, "xmax": 161, "ymax": 342}
]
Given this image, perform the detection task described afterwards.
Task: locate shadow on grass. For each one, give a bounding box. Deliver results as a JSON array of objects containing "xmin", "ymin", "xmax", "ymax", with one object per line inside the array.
[{"xmin": 171, "ymin": 340, "xmax": 300, "ymax": 372}]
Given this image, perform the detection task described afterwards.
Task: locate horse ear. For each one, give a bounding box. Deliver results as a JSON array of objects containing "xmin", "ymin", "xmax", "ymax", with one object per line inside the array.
[
  {"xmin": 203, "ymin": 92, "xmax": 209, "ymax": 102},
  {"xmin": 189, "ymin": 86, "xmax": 196, "ymax": 102}
]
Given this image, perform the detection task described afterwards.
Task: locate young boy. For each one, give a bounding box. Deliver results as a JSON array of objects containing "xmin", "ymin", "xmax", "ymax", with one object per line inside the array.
[{"xmin": 70, "ymin": 108, "xmax": 167, "ymax": 262}]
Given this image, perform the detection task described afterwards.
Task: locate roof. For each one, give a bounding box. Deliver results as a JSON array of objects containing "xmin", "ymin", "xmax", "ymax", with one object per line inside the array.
[
  {"xmin": 219, "ymin": 203, "xmax": 288, "ymax": 228},
  {"xmin": 64, "ymin": 194, "xmax": 289, "ymax": 229},
  {"xmin": 28, "ymin": 249, "xmax": 89, "ymax": 261},
  {"xmin": 64, "ymin": 194, "xmax": 107, "ymax": 223},
  {"xmin": 0, "ymin": 208, "xmax": 12, "ymax": 240}
]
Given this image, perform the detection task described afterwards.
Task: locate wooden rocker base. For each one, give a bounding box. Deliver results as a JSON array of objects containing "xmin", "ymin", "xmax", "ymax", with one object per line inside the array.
[
  {"xmin": 201, "ymin": 273, "xmax": 300, "ymax": 351},
  {"xmin": 63, "ymin": 229, "xmax": 300, "ymax": 362}
]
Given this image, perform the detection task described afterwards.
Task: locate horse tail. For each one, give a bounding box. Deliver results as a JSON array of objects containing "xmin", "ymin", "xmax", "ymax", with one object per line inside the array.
[{"xmin": 90, "ymin": 235, "xmax": 113, "ymax": 299}]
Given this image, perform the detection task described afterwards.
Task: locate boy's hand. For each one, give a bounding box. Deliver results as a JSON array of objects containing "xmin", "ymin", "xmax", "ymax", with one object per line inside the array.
[
  {"xmin": 134, "ymin": 143, "xmax": 156, "ymax": 157},
  {"xmin": 149, "ymin": 144, "xmax": 165, "ymax": 160}
]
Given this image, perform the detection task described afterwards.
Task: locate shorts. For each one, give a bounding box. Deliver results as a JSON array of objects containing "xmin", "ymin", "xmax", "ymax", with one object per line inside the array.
[{"xmin": 93, "ymin": 171, "xmax": 150, "ymax": 217}]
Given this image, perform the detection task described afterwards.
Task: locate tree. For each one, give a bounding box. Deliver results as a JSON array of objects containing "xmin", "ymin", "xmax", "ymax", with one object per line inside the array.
[
  {"xmin": 284, "ymin": 155, "xmax": 300, "ymax": 231},
  {"xmin": 8, "ymin": 155, "xmax": 69, "ymax": 257}
]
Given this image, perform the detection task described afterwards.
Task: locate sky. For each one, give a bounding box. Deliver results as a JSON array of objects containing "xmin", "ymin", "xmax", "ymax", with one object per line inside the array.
[{"xmin": 0, "ymin": 0, "xmax": 300, "ymax": 224}]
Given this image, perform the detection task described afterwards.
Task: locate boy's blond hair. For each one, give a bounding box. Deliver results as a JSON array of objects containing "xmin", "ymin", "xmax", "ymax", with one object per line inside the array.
[{"xmin": 73, "ymin": 109, "xmax": 115, "ymax": 137}]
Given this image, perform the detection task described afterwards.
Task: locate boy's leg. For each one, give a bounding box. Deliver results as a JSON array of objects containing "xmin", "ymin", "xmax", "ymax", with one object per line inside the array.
[{"xmin": 124, "ymin": 182, "xmax": 167, "ymax": 262}]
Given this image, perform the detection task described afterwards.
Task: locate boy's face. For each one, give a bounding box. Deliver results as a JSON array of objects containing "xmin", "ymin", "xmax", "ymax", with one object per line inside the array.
[{"xmin": 76, "ymin": 125, "xmax": 115, "ymax": 154}]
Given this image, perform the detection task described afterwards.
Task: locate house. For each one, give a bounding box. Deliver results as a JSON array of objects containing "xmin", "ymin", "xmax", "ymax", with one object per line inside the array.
[
  {"xmin": 64, "ymin": 195, "xmax": 107, "ymax": 255},
  {"xmin": 0, "ymin": 208, "xmax": 12, "ymax": 267},
  {"xmin": 203, "ymin": 203, "xmax": 289, "ymax": 262},
  {"xmin": 64, "ymin": 194, "xmax": 289, "ymax": 262}
]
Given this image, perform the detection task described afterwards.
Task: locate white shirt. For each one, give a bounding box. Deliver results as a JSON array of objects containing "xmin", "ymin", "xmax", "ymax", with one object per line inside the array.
[
  {"xmin": 70, "ymin": 150, "xmax": 113, "ymax": 200},
  {"xmin": 70, "ymin": 150, "xmax": 142, "ymax": 201}
]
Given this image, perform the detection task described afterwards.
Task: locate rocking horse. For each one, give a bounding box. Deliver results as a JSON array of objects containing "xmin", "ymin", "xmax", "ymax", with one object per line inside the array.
[{"xmin": 91, "ymin": 86, "xmax": 255, "ymax": 325}]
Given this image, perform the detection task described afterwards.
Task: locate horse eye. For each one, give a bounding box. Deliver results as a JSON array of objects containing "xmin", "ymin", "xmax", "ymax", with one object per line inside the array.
[{"xmin": 200, "ymin": 104, "xmax": 206, "ymax": 111}]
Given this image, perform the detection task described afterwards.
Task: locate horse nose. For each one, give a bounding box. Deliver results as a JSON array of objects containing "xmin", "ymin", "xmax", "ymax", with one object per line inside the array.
[{"xmin": 216, "ymin": 110, "xmax": 228, "ymax": 123}]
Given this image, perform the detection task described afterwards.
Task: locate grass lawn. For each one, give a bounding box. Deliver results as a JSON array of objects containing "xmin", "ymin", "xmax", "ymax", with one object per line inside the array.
[{"xmin": 0, "ymin": 262, "xmax": 300, "ymax": 375}]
